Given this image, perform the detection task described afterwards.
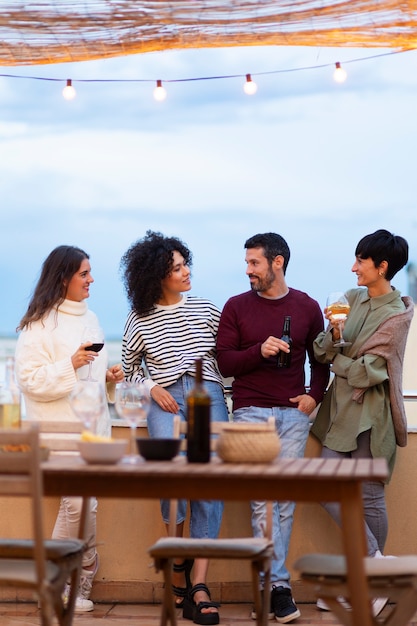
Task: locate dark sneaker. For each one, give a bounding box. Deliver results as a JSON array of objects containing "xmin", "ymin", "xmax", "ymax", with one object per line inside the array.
[
  {"xmin": 271, "ymin": 586, "xmax": 300, "ymax": 623},
  {"xmin": 250, "ymin": 589, "xmax": 274, "ymax": 620}
]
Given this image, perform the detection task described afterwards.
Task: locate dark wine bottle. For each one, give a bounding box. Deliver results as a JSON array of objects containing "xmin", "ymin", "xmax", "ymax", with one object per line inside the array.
[
  {"xmin": 277, "ymin": 316, "xmax": 292, "ymax": 368},
  {"xmin": 186, "ymin": 359, "xmax": 211, "ymax": 463}
]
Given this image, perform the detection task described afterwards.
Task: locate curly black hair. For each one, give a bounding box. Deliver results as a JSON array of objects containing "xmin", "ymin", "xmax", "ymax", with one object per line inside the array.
[{"xmin": 120, "ymin": 230, "xmax": 193, "ymax": 317}]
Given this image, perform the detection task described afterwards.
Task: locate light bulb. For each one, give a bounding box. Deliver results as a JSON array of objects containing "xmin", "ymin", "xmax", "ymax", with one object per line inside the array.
[
  {"xmin": 153, "ymin": 80, "xmax": 167, "ymax": 102},
  {"xmin": 62, "ymin": 79, "xmax": 76, "ymax": 100},
  {"xmin": 333, "ymin": 62, "xmax": 347, "ymax": 83},
  {"xmin": 243, "ymin": 74, "xmax": 257, "ymax": 95}
]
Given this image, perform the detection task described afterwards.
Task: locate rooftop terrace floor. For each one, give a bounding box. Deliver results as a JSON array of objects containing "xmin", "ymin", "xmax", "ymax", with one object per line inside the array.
[{"xmin": 1, "ymin": 601, "xmax": 417, "ymax": 625}]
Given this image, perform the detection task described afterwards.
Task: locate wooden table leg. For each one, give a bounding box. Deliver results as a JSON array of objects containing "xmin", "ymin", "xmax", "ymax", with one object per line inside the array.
[
  {"xmin": 79, "ymin": 496, "xmax": 91, "ymax": 541},
  {"xmin": 339, "ymin": 482, "xmax": 373, "ymax": 626}
]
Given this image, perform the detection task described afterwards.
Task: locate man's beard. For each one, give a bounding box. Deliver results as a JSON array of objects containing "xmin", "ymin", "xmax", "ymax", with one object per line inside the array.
[{"xmin": 249, "ymin": 268, "xmax": 275, "ymax": 293}]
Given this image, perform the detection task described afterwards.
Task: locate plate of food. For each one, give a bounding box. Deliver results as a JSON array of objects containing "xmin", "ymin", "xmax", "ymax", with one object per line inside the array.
[
  {"xmin": 0, "ymin": 443, "xmax": 50, "ymax": 472},
  {"xmin": 77, "ymin": 432, "xmax": 128, "ymax": 465}
]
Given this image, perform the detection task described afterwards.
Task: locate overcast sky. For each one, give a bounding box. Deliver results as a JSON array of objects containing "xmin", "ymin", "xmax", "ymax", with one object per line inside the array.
[{"xmin": 1, "ymin": 44, "xmax": 416, "ymax": 339}]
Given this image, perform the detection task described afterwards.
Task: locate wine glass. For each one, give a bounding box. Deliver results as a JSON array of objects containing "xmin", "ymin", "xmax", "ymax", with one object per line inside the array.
[
  {"xmin": 326, "ymin": 292, "xmax": 352, "ymax": 348},
  {"xmin": 80, "ymin": 326, "xmax": 105, "ymax": 382},
  {"xmin": 115, "ymin": 381, "xmax": 151, "ymax": 463},
  {"xmin": 69, "ymin": 380, "xmax": 107, "ymax": 434}
]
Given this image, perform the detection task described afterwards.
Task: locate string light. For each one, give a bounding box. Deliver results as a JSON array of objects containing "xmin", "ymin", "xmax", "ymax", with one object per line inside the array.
[
  {"xmin": 153, "ymin": 79, "xmax": 167, "ymax": 101},
  {"xmin": 0, "ymin": 48, "xmax": 413, "ymax": 102},
  {"xmin": 62, "ymin": 78, "xmax": 76, "ymax": 100},
  {"xmin": 243, "ymin": 73, "xmax": 257, "ymax": 95},
  {"xmin": 333, "ymin": 62, "xmax": 347, "ymax": 83}
]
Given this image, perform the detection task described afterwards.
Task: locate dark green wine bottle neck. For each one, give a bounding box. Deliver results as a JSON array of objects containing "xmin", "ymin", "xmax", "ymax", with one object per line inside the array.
[{"xmin": 195, "ymin": 358, "xmax": 203, "ymax": 384}]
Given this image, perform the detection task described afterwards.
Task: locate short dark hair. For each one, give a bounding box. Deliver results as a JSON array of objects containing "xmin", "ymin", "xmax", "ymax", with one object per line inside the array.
[
  {"xmin": 244, "ymin": 232, "xmax": 290, "ymax": 274},
  {"xmin": 355, "ymin": 229, "xmax": 408, "ymax": 281}
]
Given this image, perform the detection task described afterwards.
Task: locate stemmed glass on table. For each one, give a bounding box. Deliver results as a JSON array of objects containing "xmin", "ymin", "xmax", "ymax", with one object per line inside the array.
[
  {"xmin": 80, "ymin": 326, "xmax": 105, "ymax": 382},
  {"xmin": 69, "ymin": 379, "xmax": 107, "ymax": 435},
  {"xmin": 326, "ymin": 292, "xmax": 352, "ymax": 348},
  {"xmin": 115, "ymin": 381, "xmax": 151, "ymax": 463}
]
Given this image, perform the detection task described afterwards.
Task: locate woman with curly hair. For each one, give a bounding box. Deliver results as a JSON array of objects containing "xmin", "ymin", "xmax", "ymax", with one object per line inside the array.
[{"xmin": 120, "ymin": 230, "xmax": 228, "ymax": 625}]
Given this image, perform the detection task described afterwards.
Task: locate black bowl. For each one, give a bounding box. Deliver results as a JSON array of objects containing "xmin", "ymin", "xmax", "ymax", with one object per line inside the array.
[{"xmin": 136, "ymin": 437, "xmax": 181, "ymax": 461}]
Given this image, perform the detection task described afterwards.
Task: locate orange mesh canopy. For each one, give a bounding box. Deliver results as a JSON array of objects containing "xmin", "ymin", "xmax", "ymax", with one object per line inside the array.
[{"xmin": 1, "ymin": 1, "xmax": 417, "ymax": 67}]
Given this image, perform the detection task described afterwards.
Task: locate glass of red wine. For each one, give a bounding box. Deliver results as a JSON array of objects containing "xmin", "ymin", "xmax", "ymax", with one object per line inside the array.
[{"xmin": 80, "ymin": 326, "xmax": 105, "ymax": 382}]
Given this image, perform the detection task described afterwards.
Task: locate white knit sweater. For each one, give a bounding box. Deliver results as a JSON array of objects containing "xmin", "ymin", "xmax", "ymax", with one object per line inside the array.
[{"xmin": 15, "ymin": 299, "xmax": 112, "ymax": 437}]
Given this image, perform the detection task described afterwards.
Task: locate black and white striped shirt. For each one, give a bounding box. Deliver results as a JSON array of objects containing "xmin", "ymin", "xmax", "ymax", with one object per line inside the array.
[{"xmin": 122, "ymin": 295, "xmax": 224, "ymax": 391}]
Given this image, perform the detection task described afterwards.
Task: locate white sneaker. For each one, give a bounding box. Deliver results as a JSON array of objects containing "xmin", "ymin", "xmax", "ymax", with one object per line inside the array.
[
  {"xmin": 372, "ymin": 597, "xmax": 388, "ymax": 616},
  {"xmin": 316, "ymin": 597, "xmax": 351, "ymax": 611},
  {"xmin": 63, "ymin": 554, "xmax": 99, "ymax": 613},
  {"xmin": 371, "ymin": 549, "xmax": 394, "ymax": 615},
  {"xmin": 62, "ymin": 584, "xmax": 94, "ymax": 613},
  {"xmin": 74, "ymin": 596, "xmax": 94, "ymax": 612},
  {"xmin": 374, "ymin": 550, "xmax": 396, "ymax": 559},
  {"xmin": 77, "ymin": 553, "xmax": 100, "ymax": 609},
  {"xmin": 317, "ymin": 596, "xmax": 387, "ymax": 616}
]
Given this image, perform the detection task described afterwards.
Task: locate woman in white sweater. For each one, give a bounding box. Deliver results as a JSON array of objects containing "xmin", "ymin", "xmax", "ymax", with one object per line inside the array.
[{"xmin": 15, "ymin": 245, "xmax": 123, "ymax": 612}]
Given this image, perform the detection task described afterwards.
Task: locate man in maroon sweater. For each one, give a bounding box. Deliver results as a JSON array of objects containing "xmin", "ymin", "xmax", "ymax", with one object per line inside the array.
[{"xmin": 217, "ymin": 232, "xmax": 329, "ymax": 624}]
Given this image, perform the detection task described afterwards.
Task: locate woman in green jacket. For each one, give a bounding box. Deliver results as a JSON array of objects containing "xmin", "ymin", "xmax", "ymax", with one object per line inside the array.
[{"xmin": 312, "ymin": 229, "xmax": 414, "ymax": 614}]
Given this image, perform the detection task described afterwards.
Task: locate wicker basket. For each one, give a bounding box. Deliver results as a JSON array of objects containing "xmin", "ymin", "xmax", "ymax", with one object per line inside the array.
[{"xmin": 216, "ymin": 422, "xmax": 281, "ymax": 463}]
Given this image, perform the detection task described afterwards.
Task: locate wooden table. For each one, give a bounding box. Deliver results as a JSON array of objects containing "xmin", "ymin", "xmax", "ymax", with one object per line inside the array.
[{"xmin": 42, "ymin": 454, "xmax": 388, "ymax": 626}]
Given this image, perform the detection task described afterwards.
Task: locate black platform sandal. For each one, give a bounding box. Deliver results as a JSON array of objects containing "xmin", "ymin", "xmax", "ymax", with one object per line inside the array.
[
  {"xmin": 183, "ymin": 582, "xmax": 220, "ymax": 625},
  {"xmin": 172, "ymin": 559, "xmax": 193, "ymax": 609}
]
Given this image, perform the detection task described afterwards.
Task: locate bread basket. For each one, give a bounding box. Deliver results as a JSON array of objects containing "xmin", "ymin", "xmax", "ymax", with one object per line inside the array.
[{"xmin": 216, "ymin": 421, "xmax": 280, "ymax": 463}]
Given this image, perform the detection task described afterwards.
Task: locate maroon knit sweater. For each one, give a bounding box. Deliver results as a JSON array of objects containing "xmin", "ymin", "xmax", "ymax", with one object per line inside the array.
[{"xmin": 217, "ymin": 289, "xmax": 330, "ymax": 411}]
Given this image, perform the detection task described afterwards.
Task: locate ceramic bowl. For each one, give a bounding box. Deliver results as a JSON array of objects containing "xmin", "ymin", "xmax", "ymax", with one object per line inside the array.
[
  {"xmin": 136, "ymin": 438, "xmax": 181, "ymax": 461},
  {"xmin": 78, "ymin": 440, "xmax": 128, "ymax": 465}
]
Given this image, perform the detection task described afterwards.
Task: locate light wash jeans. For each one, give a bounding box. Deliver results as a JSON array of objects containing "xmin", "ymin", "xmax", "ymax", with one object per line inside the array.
[
  {"xmin": 147, "ymin": 374, "xmax": 229, "ymax": 539},
  {"xmin": 321, "ymin": 430, "xmax": 387, "ymax": 557},
  {"xmin": 52, "ymin": 496, "xmax": 98, "ymax": 568},
  {"xmin": 233, "ymin": 406, "xmax": 310, "ymax": 590}
]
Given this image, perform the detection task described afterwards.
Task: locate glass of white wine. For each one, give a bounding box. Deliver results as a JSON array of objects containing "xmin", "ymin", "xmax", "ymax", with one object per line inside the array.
[
  {"xmin": 326, "ymin": 292, "xmax": 352, "ymax": 348},
  {"xmin": 69, "ymin": 380, "xmax": 107, "ymax": 434},
  {"xmin": 115, "ymin": 381, "xmax": 151, "ymax": 463}
]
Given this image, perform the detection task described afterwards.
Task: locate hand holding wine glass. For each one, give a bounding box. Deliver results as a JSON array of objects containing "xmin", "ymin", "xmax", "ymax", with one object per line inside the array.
[
  {"xmin": 80, "ymin": 326, "xmax": 105, "ymax": 382},
  {"xmin": 115, "ymin": 381, "xmax": 151, "ymax": 463},
  {"xmin": 69, "ymin": 380, "xmax": 107, "ymax": 434},
  {"xmin": 326, "ymin": 292, "xmax": 352, "ymax": 348}
]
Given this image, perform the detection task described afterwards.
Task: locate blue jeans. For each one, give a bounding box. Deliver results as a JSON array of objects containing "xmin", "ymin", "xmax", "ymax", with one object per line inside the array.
[
  {"xmin": 233, "ymin": 406, "xmax": 310, "ymax": 589},
  {"xmin": 147, "ymin": 374, "xmax": 229, "ymax": 539}
]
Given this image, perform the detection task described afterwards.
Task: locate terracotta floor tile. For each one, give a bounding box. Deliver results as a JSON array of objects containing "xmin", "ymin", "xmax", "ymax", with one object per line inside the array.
[{"xmin": 0, "ymin": 601, "xmax": 417, "ymax": 625}]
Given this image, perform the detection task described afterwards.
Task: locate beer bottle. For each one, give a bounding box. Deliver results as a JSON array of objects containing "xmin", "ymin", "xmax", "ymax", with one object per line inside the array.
[
  {"xmin": 277, "ymin": 316, "xmax": 292, "ymax": 369},
  {"xmin": 186, "ymin": 359, "xmax": 211, "ymax": 463}
]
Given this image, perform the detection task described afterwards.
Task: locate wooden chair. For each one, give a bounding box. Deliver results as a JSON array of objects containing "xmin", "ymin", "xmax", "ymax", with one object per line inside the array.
[
  {"xmin": 294, "ymin": 552, "xmax": 417, "ymax": 626},
  {"xmin": 38, "ymin": 418, "xmax": 82, "ymax": 452},
  {"xmin": 0, "ymin": 424, "xmax": 86, "ymax": 626},
  {"xmin": 148, "ymin": 417, "xmax": 274, "ymax": 626}
]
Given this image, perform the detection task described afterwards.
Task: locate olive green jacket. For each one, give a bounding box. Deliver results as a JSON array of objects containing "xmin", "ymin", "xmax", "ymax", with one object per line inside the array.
[{"xmin": 311, "ymin": 288, "xmax": 414, "ymax": 476}]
